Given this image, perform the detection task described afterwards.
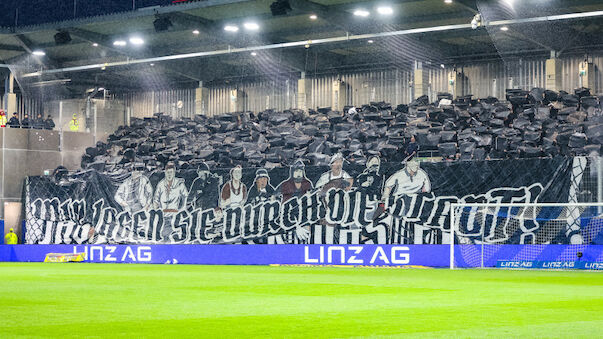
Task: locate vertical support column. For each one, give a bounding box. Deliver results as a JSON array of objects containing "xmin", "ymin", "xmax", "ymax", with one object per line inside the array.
[
  {"xmin": 413, "ymin": 61, "xmax": 429, "ymax": 99},
  {"xmin": 229, "ymin": 89, "xmax": 245, "ymax": 113},
  {"xmin": 297, "ymin": 72, "xmax": 312, "ymax": 112},
  {"xmin": 450, "ymin": 204, "xmax": 455, "ymax": 270},
  {"xmin": 93, "ymin": 103, "xmax": 97, "ymax": 144},
  {"xmin": 331, "ymin": 79, "xmax": 347, "ymax": 111},
  {"xmin": 447, "ymin": 69, "xmax": 464, "ymax": 98},
  {"xmin": 545, "ymin": 51, "xmax": 562, "ymax": 92},
  {"xmin": 598, "ymin": 156, "xmax": 602, "ymax": 214},
  {"xmin": 195, "ymin": 82, "xmax": 209, "ymax": 116},
  {"xmin": 3, "ymin": 73, "xmax": 17, "ymax": 115},
  {"xmin": 578, "ymin": 60, "xmax": 595, "ymax": 90}
]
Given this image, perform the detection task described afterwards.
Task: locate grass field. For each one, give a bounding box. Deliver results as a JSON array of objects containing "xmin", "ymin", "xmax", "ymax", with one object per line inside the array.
[{"xmin": 1, "ymin": 263, "xmax": 602, "ymax": 338}]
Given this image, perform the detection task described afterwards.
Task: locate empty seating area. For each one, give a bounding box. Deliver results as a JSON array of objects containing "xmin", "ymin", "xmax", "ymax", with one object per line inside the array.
[{"xmin": 79, "ymin": 87, "xmax": 602, "ymax": 174}]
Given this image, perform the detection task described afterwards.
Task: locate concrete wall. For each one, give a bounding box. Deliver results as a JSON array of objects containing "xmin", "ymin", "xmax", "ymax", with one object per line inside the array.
[
  {"xmin": 47, "ymin": 98, "xmax": 125, "ymax": 142},
  {"xmin": 0, "ymin": 128, "xmax": 94, "ymax": 219}
]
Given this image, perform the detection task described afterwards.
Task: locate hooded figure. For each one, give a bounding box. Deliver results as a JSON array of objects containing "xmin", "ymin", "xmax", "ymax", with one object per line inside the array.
[
  {"xmin": 4, "ymin": 228, "xmax": 18, "ymax": 244},
  {"xmin": 220, "ymin": 165, "xmax": 247, "ymax": 208},
  {"xmin": 187, "ymin": 162, "xmax": 222, "ymax": 211},
  {"xmin": 355, "ymin": 156, "xmax": 384, "ymax": 199},
  {"xmin": 315, "ymin": 153, "xmax": 353, "ymax": 190},
  {"xmin": 247, "ymin": 168, "xmax": 275, "ymax": 204},
  {"xmin": 277, "ymin": 159, "xmax": 313, "ymax": 203}
]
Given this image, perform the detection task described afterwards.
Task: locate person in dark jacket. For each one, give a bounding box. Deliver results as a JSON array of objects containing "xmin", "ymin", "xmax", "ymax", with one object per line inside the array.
[
  {"xmin": 45, "ymin": 115, "xmax": 55, "ymax": 130},
  {"xmin": 405, "ymin": 135, "xmax": 419, "ymax": 159},
  {"xmin": 7, "ymin": 113, "xmax": 20, "ymax": 128},
  {"xmin": 33, "ymin": 113, "xmax": 45, "ymax": 129},
  {"xmin": 247, "ymin": 168, "xmax": 275, "ymax": 205},
  {"xmin": 21, "ymin": 114, "xmax": 31, "ymax": 129}
]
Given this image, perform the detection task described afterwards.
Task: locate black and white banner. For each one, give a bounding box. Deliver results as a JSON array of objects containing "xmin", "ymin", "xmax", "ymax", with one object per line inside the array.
[{"xmin": 25, "ymin": 157, "xmax": 577, "ymax": 245}]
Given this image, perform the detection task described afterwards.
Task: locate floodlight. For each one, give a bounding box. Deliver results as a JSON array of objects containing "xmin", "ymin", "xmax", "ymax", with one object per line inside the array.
[
  {"xmin": 244, "ymin": 22, "xmax": 260, "ymax": 31},
  {"xmin": 377, "ymin": 6, "xmax": 393, "ymax": 15},
  {"xmin": 129, "ymin": 37, "xmax": 145, "ymax": 45},
  {"xmin": 354, "ymin": 9, "xmax": 370, "ymax": 17}
]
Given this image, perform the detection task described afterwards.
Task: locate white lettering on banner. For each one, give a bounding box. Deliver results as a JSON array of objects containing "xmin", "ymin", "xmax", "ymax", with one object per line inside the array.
[
  {"xmin": 90, "ymin": 246, "xmax": 103, "ymax": 261},
  {"xmin": 327, "ymin": 246, "xmax": 345, "ymax": 263},
  {"xmin": 370, "ymin": 247, "xmax": 390, "ymax": 264},
  {"xmin": 347, "ymin": 246, "xmax": 364, "ymax": 264},
  {"xmin": 303, "ymin": 246, "xmax": 410, "ymax": 265},
  {"xmin": 542, "ymin": 261, "xmax": 575, "ymax": 269},
  {"xmin": 499, "ymin": 261, "xmax": 533, "ymax": 268},
  {"xmin": 30, "ymin": 181, "xmax": 545, "ymax": 245},
  {"xmin": 138, "ymin": 246, "xmax": 152, "ymax": 262},
  {"xmin": 122, "ymin": 246, "xmax": 136, "ymax": 261},
  {"xmin": 104, "ymin": 246, "xmax": 117, "ymax": 262},
  {"xmin": 584, "ymin": 263, "xmax": 603, "ymax": 270},
  {"xmin": 391, "ymin": 246, "xmax": 410, "ymax": 264},
  {"xmin": 304, "ymin": 246, "xmax": 319, "ymax": 263},
  {"xmin": 72, "ymin": 246, "xmax": 152, "ymax": 263}
]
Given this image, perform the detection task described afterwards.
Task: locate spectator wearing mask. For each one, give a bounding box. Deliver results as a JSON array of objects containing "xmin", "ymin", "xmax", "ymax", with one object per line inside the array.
[
  {"xmin": 33, "ymin": 113, "xmax": 45, "ymax": 129},
  {"xmin": 0, "ymin": 110, "xmax": 6, "ymax": 127},
  {"xmin": 21, "ymin": 114, "xmax": 31, "ymax": 129},
  {"xmin": 45, "ymin": 115, "xmax": 55, "ymax": 130},
  {"xmin": 7, "ymin": 112, "xmax": 20, "ymax": 128}
]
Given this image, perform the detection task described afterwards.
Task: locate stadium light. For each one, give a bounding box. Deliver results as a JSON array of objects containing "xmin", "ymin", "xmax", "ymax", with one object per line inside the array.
[
  {"xmin": 224, "ymin": 25, "xmax": 239, "ymax": 32},
  {"xmin": 251, "ymin": 52, "xmax": 257, "ymax": 56},
  {"xmin": 129, "ymin": 37, "xmax": 145, "ymax": 45},
  {"xmin": 92, "ymin": 42, "xmax": 99, "ymax": 47},
  {"xmin": 243, "ymin": 22, "xmax": 260, "ymax": 31},
  {"xmin": 354, "ymin": 9, "xmax": 370, "ymax": 17},
  {"xmin": 500, "ymin": 26, "xmax": 509, "ymax": 31},
  {"xmin": 445, "ymin": 0, "xmax": 452, "ymax": 3},
  {"xmin": 113, "ymin": 40, "xmax": 127, "ymax": 46},
  {"xmin": 23, "ymin": 10, "xmax": 603, "ymax": 77},
  {"xmin": 192, "ymin": 29, "xmax": 200, "ymax": 35},
  {"xmin": 367, "ymin": 40, "xmax": 374, "ymax": 43},
  {"xmin": 32, "ymin": 50, "xmax": 46, "ymax": 56},
  {"xmin": 376, "ymin": 6, "xmax": 393, "ymax": 15},
  {"xmin": 309, "ymin": 14, "xmax": 318, "ymax": 20}
]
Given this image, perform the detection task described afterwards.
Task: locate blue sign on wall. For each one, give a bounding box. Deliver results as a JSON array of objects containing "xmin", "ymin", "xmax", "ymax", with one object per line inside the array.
[{"xmin": 2, "ymin": 245, "xmax": 603, "ymax": 268}]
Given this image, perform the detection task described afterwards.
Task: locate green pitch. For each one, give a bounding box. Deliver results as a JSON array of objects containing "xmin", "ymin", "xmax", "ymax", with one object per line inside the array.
[{"xmin": 1, "ymin": 263, "xmax": 602, "ymax": 338}]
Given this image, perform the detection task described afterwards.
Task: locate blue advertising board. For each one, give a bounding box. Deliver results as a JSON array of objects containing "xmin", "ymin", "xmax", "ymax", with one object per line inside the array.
[
  {"xmin": 2, "ymin": 245, "xmax": 603, "ymax": 268},
  {"xmin": 497, "ymin": 261, "xmax": 603, "ymax": 270}
]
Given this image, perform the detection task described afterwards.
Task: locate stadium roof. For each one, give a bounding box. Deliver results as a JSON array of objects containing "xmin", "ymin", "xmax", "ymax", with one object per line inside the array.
[{"xmin": 1, "ymin": 0, "xmax": 603, "ymax": 94}]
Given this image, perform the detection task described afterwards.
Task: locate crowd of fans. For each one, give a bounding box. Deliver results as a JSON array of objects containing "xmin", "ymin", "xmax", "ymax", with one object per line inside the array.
[
  {"xmin": 78, "ymin": 87, "xmax": 602, "ymax": 173},
  {"xmin": 0, "ymin": 110, "xmax": 55, "ymax": 130}
]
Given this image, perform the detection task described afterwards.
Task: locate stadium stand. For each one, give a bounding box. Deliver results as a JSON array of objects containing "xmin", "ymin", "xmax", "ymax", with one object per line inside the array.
[{"xmin": 76, "ymin": 87, "xmax": 602, "ymax": 174}]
